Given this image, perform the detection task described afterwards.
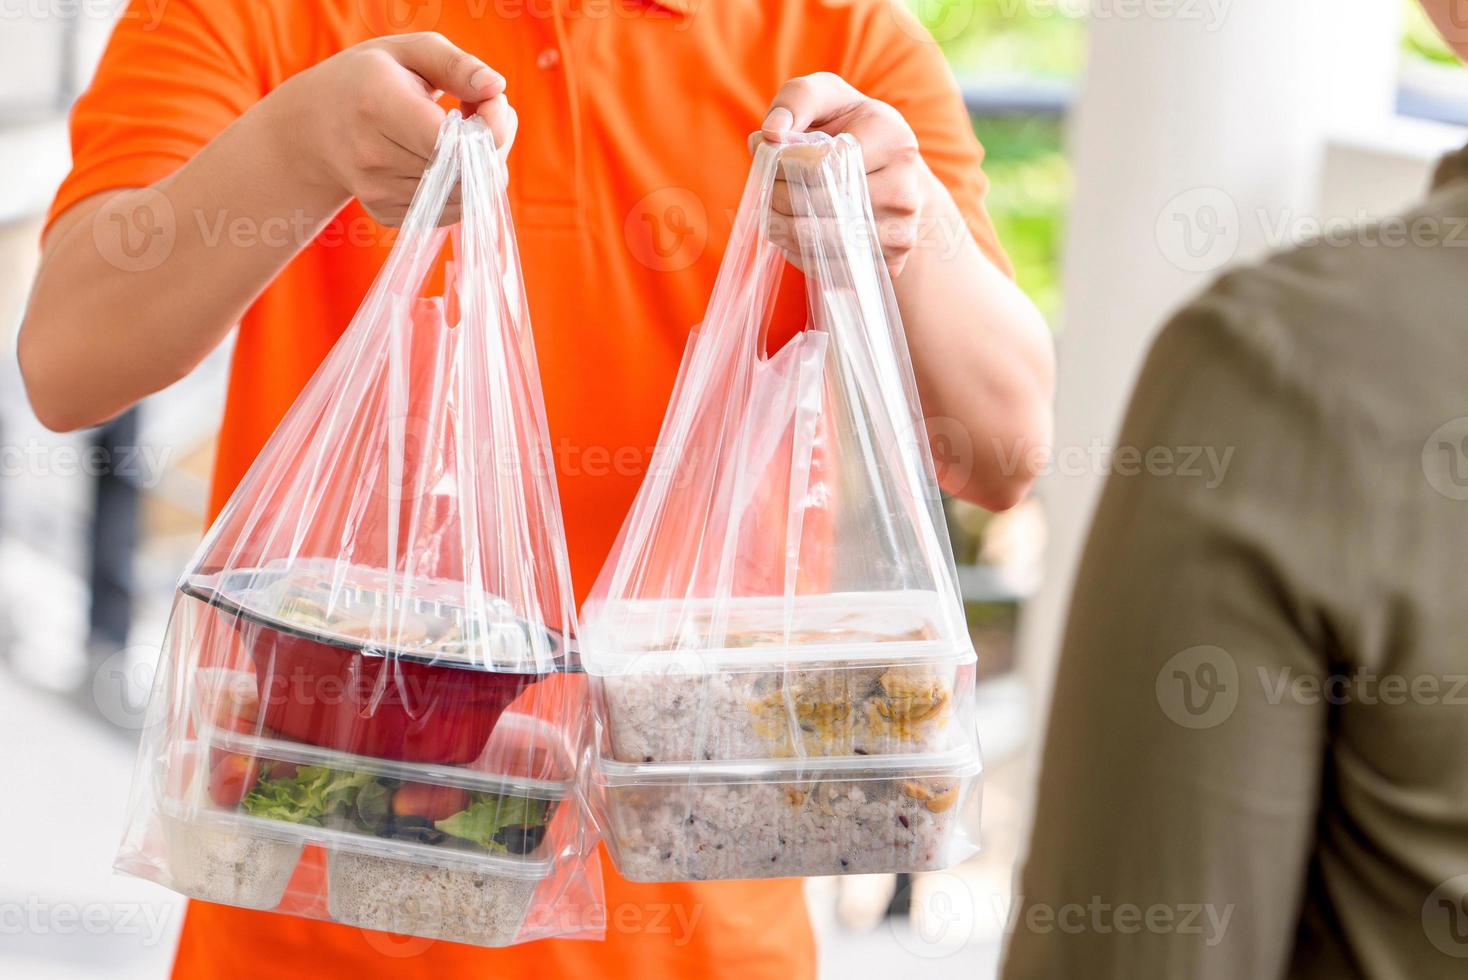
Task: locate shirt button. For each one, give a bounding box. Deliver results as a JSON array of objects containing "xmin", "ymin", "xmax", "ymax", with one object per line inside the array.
[{"xmin": 537, "ymin": 48, "xmax": 560, "ymax": 70}]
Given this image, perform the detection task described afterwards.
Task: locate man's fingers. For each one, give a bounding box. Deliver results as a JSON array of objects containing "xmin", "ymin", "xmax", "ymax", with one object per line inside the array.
[
  {"xmin": 386, "ymin": 32, "xmax": 504, "ymax": 103},
  {"xmin": 462, "ymin": 94, "xmax": 519, "ymax": 156},
  {"xmin": 762, "ymin": 72, "xmax": 865, "ymax": 140},
  {"xmin": 378, "ymin": 92, "xmax": 450, "ymax": 162},
  {"xmin": 838, "ymin": 102, "xmax": 920, "ymax": 173}
]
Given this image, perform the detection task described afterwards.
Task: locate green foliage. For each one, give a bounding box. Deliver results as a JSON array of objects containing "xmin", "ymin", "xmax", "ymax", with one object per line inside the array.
[
  {"xmin": 974, "ymin": 115, "xmax": 1069, "ymax": 324},
  {"xmin": 1403, "ymin": 0, "xmax": 1461, "ymax": 67},
  {"xmin": 906, "ymin": 0, "xmax": 1087, "ymax": 78}
]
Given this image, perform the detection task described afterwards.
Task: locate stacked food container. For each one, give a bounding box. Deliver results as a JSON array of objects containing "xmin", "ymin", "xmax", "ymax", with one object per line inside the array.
[
  {"xmin": 116, "ymin": 113, "xmax": 603, "ymax": 945},
  {"xmin": 582, "ymin": 593, "xmax": 981, "ymax": 881},
  {"xmin": 580, "ymin": 134, "xmax": 984, "ymax": 882},
  {"xmin": 126, "ymin": 561, "xmax": 592, "ymax": 947}
]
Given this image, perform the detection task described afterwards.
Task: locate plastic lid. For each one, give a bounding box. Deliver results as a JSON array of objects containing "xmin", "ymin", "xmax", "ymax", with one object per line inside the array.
[
  {"xmin": 192, "ymin": 669, "xmax": 574, "ymax": 797},
  {"xmin": 184, "ymin": 559, "xmax": 580, "ymax": 675},
  {"xmin": 161, "ymin": 796, "xmax": 556, "ymax": 879},
  {"xmin": 580, "ymin": 590, "xmax": 976, "ymax": 674},
  {"xmin": 589, "ymin": 741, "xmax": 983, "ymax": 788}
]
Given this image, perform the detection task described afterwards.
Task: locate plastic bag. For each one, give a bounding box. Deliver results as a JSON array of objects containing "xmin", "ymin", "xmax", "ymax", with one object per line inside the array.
[
  {"xmin": 117, "ymin": 112, "xmax": 603, "ymax": 946},
  {"xmin": 582, "ymin": 133, "xmax": 982, "ymax": 882}
]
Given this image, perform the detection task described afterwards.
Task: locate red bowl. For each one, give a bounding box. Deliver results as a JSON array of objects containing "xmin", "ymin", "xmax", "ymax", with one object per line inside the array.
[{"xmin": 236, "ymin": 615, "xmax": 533, "ymax": 764}]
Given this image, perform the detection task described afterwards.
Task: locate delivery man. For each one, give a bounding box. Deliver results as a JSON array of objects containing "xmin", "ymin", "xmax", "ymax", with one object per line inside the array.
[{"xmin": 19, "ymin": 1, "xmax": 1053, "ymax": 977}]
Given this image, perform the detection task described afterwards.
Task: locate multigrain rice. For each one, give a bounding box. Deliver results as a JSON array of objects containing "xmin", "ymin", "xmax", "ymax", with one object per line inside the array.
[
  {"xmin": 602, "ymin": 770, "xmax": 967, "ymax": 881},
  {"xmin": 327, "ymin": 851, "xmax": 540, "ymax": 947},
  {"xmin": 599, "ymin": 662, "xmax": 957, "ymax": 762},
  {"xmin": 162, "ymin": 813, "xmax": 301, "ymax": 910}
]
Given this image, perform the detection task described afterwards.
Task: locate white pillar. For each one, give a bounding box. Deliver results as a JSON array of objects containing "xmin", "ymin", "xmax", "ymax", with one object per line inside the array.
[{"xmin": 1019, "ymin": 0, "xmax": 1404, "ymax": 715}]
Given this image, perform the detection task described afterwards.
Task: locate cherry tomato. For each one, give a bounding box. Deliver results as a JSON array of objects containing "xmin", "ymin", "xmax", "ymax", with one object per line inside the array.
[
  {"xmin": 391, "ymin": 783, "xmax": 469, "ymax": 821},
  {"xmin": 208, "ymin": 752, "xmax": 260, "ymax": 808},
  {"xmin": 265, "ymin": 760, "xmax": 299, "ymax": 781}
]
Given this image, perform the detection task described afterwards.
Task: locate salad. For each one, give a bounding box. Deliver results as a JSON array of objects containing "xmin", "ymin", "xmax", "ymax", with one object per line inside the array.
[{"xmin": 207, "ymin": 750, "xmax": 552, "ymax": 857}]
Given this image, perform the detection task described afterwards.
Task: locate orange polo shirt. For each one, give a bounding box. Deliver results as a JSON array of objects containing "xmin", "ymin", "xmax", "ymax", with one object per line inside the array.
[{"xmin": 49, "ymin": 1, "xmax": 1008, "ymax": 977}]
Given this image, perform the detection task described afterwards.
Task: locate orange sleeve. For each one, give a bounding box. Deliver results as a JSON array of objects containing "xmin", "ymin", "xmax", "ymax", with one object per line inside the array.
[
  {"xmin": 45, "ymin": 0, "xmax": 268, "ymax": 234},
  {"xmin": 841, "ymin": 2, "xmax": 1014, "ymax": 279}
]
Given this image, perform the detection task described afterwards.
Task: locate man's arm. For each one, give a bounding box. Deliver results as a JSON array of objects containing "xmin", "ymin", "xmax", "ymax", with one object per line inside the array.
[
  {"xmin": 1001, "ymin": 295, "xmax": 1349, "ymax": 979},
  {"xmin": 20, "ymin": 32, "xmax": 513, "ymax": 432},
  {"xmin": 760, "ymin": 74, "xmax": 1053, "ymax": 511}
]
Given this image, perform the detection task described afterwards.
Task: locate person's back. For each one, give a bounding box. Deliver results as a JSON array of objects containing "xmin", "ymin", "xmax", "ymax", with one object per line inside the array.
[{"xmin": 1001, "ymin": 125, "xmax": 1468, "ymax": 980}]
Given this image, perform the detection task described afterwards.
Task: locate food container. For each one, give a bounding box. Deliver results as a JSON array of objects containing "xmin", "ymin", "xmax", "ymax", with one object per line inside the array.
[
  {"xmin": 159, "ymin": 695, "xmax": 567, "ymax": 945},
  {"xmin": 582, "ymin": 592, "xmax": 975, "ymax": 762},
  {"xmin": 326, "ymin": 842, "xmax": 551, "ymax": 947},
  {"xmin": 192, "ymin": 670, "xmax": 571, "ymax": 862},
  {"xmin": 590, "ymin": 745, "xmax": 982, "ymax": 882},
  {"xmin": 183, "ymin": 561, "xmax": 573, "ymax": 764},
  {"xmin": 160, "ymin": 805, "xmax": 304, "ymax": 911}
]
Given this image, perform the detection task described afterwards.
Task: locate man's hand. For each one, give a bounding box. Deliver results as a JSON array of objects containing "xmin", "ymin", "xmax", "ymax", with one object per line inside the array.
[
  {"xmin": 756, "ymin": 72, "xmax": 928, "ymax": 276},
  {"xmin": 273, "ymin": 32, "xmax": 517, "ymax": 227}
]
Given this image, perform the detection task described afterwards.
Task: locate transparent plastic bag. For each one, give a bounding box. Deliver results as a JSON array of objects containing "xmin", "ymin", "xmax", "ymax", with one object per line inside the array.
[
  {"xmin": 118, "ymin": 112, "xmax": 603, "ymax": 946},
  {"xmin": 583, "ymin": 133, "xmax": 982, "ymax": 881}
]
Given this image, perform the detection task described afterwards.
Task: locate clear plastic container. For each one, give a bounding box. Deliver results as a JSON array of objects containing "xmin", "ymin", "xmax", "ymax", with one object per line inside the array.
[
  {"xmin": 153, "ymin": 698, "xmax": 569, "ymax": 945},
  {"xmin": 583, "ymin": 592, "xmax": 975, "ymax": 762},
  {"xmin": 191, "ymin": 669, "xmax": 570, "ymax": 861},
  {"xmin": 184, "ymin": 560, "xmax": 575, "ymax": 766},
  {"xmin": 590, "ymin": 744, "xmax": 982, "ymax": 882},
  {"xmin": 324, "ymin": 836, "xmax": 553, "ymax": 947}
]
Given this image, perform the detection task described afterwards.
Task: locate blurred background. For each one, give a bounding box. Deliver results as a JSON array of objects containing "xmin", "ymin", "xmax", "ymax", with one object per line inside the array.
[{"xmin": 0, "ymin": 1, "xmax": 1463, "ymax": 977}]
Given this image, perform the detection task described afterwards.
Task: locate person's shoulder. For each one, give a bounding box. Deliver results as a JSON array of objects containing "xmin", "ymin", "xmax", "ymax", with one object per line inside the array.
[{"xmin": 1160, "ymin": 185, "xmax": 1468, "ymax": 446}]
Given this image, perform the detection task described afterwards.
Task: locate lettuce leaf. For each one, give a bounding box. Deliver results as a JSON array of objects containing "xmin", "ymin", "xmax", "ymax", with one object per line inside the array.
[
  {"xmin": 434, "ymin": 794, "xmax": 547, "ymax": 850},
  {"xmin": 241, "ymin": 765, "xmax": 376, "ymax": 826}
]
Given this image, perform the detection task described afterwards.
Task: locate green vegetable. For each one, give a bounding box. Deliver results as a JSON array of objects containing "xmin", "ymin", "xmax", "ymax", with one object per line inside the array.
[
  {"xmin": 434, "ymin": 793, "xmax": 547, "ymax": 851},
  {"xmin": 353, "ymin": 779, "xmax": 393, "ymax": 833},
  {"xmin": 241, "ymin": 765, "xmax": 376, "ymax": 826}
]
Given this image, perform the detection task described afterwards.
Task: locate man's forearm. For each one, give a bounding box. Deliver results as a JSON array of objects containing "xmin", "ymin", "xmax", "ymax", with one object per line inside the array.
[
  {"xmin": 19, "ymin": 87, "xmax": 348, "ymax": 431},
  {"xmin": 893, "ymin": 169, "xmax": 1055, "ymax": 510}
]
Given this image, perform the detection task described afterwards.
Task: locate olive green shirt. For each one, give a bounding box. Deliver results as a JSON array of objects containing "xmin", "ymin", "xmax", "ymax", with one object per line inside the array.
[{"xmin": 1002, "ymin": 149, "xmax": 1468, "ymax": 980}]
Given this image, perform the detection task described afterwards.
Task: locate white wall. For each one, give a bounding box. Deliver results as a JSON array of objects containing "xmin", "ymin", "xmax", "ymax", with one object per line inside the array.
[{"xmin": 1020, "ymin": 1, "xmax": 1409, "ymax": 717}]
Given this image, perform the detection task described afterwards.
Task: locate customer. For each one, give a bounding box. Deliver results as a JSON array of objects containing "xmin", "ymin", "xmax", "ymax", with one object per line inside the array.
[
  {"xmin": 1003, "ymin": 4, "xmax": 1468, "ymax": 978},
  {"xmin": 18, "ymin": 2, "xmax": 1054, "ymax": 978}
]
